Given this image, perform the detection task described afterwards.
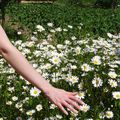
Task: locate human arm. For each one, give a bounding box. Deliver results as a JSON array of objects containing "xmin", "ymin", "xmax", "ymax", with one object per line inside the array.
[{"xmin": 0, "ymin": 25, "xmax": 85, "ymax": 115}]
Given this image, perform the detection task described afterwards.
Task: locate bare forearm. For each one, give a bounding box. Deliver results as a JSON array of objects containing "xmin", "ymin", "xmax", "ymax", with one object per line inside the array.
[{"xmin": 1, "ymin": 45, "xmax": 54, "ymax": 94}]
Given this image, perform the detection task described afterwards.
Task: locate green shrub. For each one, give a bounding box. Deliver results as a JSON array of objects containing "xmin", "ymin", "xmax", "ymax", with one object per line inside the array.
[
  {"xmin": 95, "ymin": 0, "xmax": 118, "ymax": 8},
  {"xmin": 6, "ymin": 4, "xmax": 120, "ymax": 37}
]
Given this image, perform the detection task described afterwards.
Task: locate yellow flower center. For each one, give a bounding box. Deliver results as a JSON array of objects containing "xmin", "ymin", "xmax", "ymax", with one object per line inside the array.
[
  {"xmin": 34, "ymin": 90, "xmax": 38, "ymax": 94},
  {"xmin": 106, "ymin": 113, "xmax": 111, "ymax": 117},
  {"xmin": 54, "ymin": 59, "xmax": 58, "ymax": 62},
  {"xmin": 116, "ymin": 94, "xmax": 120, "ymax": 98},
  {"xmin": 84, "ymin": 66, "xmax": 87, "ymax": 70},
  {"xmin": 94, "ymin": 60, "xmax": 99, "ymax": 64}
]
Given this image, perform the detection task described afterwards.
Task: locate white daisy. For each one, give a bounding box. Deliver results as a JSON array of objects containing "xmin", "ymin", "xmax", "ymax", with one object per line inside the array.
[
  {"xmin": 71, "ymin": 36, "xmax": 77, "ymax": 40},
  {"xmin": 36, "ymin": 25, "xmax": 45, "ymax": 32},
  {"xmin": 63, "ymin": 28, "xmax": 68, "ymax": 32},
  {"xmin": 44, "ymin": 63, "xmax": 52, "ymax": 69},
  {"xmin": 75, "ymin": 91, "xmax": 85, "ymax": 99},
  {"xmin": 47, "ymin": 23, "xmax": 53, "ymax": 27},
  {"xmin": 92, "ymin": 77, "xmax": 103, "ymax": 87},
  {"xmin": 107, "ymin": 33, "xmax": 113, "ymax": 38},
  {"xmin": 80, "ymin": 104, "xmax": 90, "ymax": 112},
  {"xmin": 17, "ymin": 31, "xmax": 22, "ymax": 35},
  {"xmin": 67, "ymin": 76, "xmax": 79, "ymax": 84},
  {"xmin": 108, "ymin": 79, "xmax": 117, "ymax": 88},
  {"xmin": 16, "ymin": 117, "xmax": 22, "ymax": 120},
  {"xmin": 68, "ymin": 25, "xmax": 73, "ymax": 29},
  {"xmin": 31, "ymin": 36, "xmax": 38, "ymax": 41},
  {"xmin": 71, "ymin": 65, "xmax": 77, "ymax": 69},
  {"xmin": 75, "ymin": 46, "xmax": 81, "ymax": 54},
  {"xmin": 6, "ymin": 101, "xmax": 12, "ymax": 105},
  {"xmin": 26, "ymin": 109, "xmax": 36, "ymax": 116},
  {"xmin": 50, "ymin": 56, "xmax": 61, "ymax": 65},
  {"xmin": 30, "ymin": 87, "xmax": 41, "ymax": 97},
  {"xmin": 50, "ymin": 29, "xmax": 56, "ymax": 33},
  {"xmin": 99, "ymin": 112, "xmax": 105, "ymax": 119},
  {"xmin": 91, "ymin": 56, "xmax": 101, "ymax": 65},
  {"xmin": 78, "ymin": 82, "xmax": 83, "ymax": 90},
  {"xmin": 81, "ymin": 63, "xmax": 91, "ymax": 72},
  {"xmin": 12, "ymin": 96, "xmax": 18, "ymax": 101},
  {"xmin": 64, "ymin": 40, "xmax": 71, "ymax": 45},
  {"xmin": 50, "ymin": 104, "xmax": 57, "ymax": 109},
  {"xmin": 15, "ymin": 102, "xmax": 23, "ymax": 109},
  {"xmin": 55, "ymin": 27, "xmax": 62, "ymax": 32},
  {"xmin": 36, "ymin": 104, "xmax": 43, "ymax": 111},
  {"xmin": 56, "ymin": 115, "xmax": 63, "ymax": 119},
  {"xmin": 108, "ymin": 71, "xmax": 117, "ymax": 79},
  {"xmin": 112, "ymin": 91, "xmax": 120, "ymax": 99},
  {"xmin": 105, "ymin": 111, "xmax": 114, "ymax": 119}
]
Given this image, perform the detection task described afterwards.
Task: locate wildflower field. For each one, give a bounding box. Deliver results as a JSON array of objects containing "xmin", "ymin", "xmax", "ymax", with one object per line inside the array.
[{"xmin": 0, "ymin": 1, "xmax": 120, "ymax": 120}]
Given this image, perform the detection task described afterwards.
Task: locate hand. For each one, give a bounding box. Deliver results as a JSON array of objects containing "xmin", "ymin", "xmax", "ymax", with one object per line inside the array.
[{"xmin": 44, "ymin": 87, "xmax": 85, "ymax": 115}]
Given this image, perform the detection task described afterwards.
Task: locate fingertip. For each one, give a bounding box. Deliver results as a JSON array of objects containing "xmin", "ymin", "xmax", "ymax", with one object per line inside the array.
[
  {"xmin": 79, "ymin": 105, "xmax": 82, "ymax": 110},
  {"xmin": 81, "ymin": 100, "xmax": 85, "ymax": 105},
  {"xmin": 66, "ymin": 112, "xmax": 68, "ymax": 115},
  {"xmin": 76, "ymin": 97, "xmax": 85, "ymax": 105}
]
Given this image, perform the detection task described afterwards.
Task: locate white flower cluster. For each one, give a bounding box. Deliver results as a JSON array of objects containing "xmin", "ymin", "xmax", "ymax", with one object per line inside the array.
[{"xmin": 0, "ymin": 23, "xmax": 120, "ymax": 119}]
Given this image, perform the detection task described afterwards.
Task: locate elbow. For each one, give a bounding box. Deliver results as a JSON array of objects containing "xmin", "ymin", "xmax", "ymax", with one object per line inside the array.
[
  {"xmin": 0, "ymin": 45, "xmax": 15, "ymax": 56},
  {"xmin": 0, "ymin": 48, "xmax": 2, "ymax": 55},
  {"xmin": 0, "ymin": 48, "xmax": 9, "ymax": 54},
  {"xmin": 0, "ymin": 48, "xmax": 9, "ymax": 57},
  {"xmin": 0, "ymin": 47, "xmax": 4, "ymax": 55}
]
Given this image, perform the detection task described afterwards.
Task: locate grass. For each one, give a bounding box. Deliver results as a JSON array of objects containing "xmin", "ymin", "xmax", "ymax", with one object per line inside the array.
[{"xmin": 4, "ymin": 2, "xmax": 120, "ymax": 41}]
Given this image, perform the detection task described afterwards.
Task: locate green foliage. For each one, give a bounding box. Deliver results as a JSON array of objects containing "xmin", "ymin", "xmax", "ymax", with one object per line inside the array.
[
  {"xmin": 6, "ymin": 3, "xmax": 120, "ymax": 37},
  {"xmin": 56, "ymin": 0, "xmax": 96, "ymax": 6}
]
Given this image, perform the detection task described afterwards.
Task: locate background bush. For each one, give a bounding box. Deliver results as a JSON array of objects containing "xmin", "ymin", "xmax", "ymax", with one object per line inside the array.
[{"xmin": 95, "ymin": 0, "xmax": 118, "ymax": 8}]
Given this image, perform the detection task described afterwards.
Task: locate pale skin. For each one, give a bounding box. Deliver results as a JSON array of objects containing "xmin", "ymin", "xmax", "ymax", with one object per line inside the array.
[{"xmin": 0, "ymin": 25, "xmax": 85, "ymax": 115}]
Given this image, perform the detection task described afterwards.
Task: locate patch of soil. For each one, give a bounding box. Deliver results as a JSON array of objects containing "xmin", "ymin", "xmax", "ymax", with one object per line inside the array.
[{"xmin": 5, "ymin": 14, "xmax": 32, "ymax": 37}]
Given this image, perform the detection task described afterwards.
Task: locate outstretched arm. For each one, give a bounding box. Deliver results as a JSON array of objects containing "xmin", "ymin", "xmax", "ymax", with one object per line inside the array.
[{"xmin": 0, "ymin": 25, "xmax": 84, "ymax": 115}]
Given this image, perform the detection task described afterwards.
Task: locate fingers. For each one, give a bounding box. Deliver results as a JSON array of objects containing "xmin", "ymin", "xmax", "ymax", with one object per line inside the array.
[
  {"xmin": 69, "ymin": 95, "xmax": 85, "ymax": 105},
  {"xmin": 62, "ymin": 101, "xmax": 78, "ymax": 114},
  {"xmin": 66, "ymin": 98, "xmax": 81, "ymax": 111},
  {"xmin": 57, "ymin": 103, "xmax": 68, "ymax": 115}
]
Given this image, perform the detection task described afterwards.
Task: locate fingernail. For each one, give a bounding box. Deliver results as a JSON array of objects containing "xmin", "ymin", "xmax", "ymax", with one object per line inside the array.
[
  {"xmin": 81, "ymin": 101, "xmax": 85, "ymax": 105},
  {"xmin": 82, "ymin": 102, "xmax": 85, "ymax": 105},
  {"xmin": 66, "ymin": 112, "xmax": 68, "ymax": 115},
  {"xmin": 76, "ymin": 111, "xmax": 78, "ymax": 114},
  {"xmin": 75, "ymin": 110, "xmax": 78, "ymax": 114}
]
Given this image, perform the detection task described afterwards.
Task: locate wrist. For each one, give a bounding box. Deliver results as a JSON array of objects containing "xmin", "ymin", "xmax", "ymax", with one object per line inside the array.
[
  {"xmin": 43, "ymin": 85, "xmax": 55, "ymax": 95},
  {"xmin": 42, "ymin": 81, "xmax": 55, "ymax": 95}
]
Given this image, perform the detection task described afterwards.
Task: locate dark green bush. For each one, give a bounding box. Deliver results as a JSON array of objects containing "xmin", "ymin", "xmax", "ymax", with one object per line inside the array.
[
  {"xmin": 95, "ymin": 0, "xmax": 118, "ymax": 8},
  {"xmin": 0, "ymin": 0, "xmax": 17, "ymax": 26},
  {"xmin": 63, "ymin": 0, "xmax": 118, "ymax": 8}
]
